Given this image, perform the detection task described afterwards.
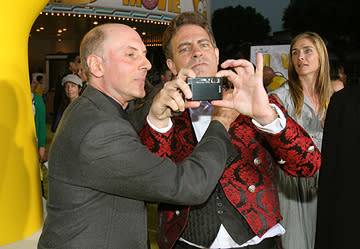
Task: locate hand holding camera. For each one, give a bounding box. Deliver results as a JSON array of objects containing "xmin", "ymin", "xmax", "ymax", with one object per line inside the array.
[{"xmin": 148, "ymin": 68, "xmax": 200, "ymax": 127}]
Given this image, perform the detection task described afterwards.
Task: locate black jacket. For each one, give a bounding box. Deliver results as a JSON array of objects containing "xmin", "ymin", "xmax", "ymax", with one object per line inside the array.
[{"xmin": 315, "ymin": 83, "xmax": 360, "ymax": 248}]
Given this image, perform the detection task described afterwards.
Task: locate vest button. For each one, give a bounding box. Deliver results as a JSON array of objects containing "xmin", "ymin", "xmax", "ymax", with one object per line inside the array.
[
  {"xmin": 175, "ymin": 210, "xmax": 180, "ymax": 216},
  {"xmin": 307, "ymin": 145, "xmax": 315, "ymax": 153},
  {"xmin": 254, "ymin": 158, "xmax": 261, "ymax": 165},
  {"xmin": 248, "ymin": 185, "xmax": 256, "ymax": 192}
]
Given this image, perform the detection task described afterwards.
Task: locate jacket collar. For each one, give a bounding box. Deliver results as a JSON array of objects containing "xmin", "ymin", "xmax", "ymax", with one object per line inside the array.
[{"xmin": 81, "ymin": 84, "xmax": 128, "ymax": 120}]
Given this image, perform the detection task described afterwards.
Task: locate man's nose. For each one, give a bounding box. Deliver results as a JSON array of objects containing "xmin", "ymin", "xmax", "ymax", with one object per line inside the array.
[
  {"xmin": 141, "ymin": 56, "xmax": 152, "ymax": 71},
  {"xmin": 192, "ymin": 45, "xmax": 202, "ymax": 58}
]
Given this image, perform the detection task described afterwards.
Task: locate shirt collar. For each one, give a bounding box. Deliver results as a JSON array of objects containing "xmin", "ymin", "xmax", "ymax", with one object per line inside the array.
[{"xmin": 99, "ymin": 91, "xmax": 129, "ymax": 120}]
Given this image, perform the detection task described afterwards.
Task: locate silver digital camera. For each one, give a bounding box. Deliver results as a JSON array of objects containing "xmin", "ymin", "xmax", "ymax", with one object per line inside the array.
[{"xmin": 186, "ymin": 77, "xmax": 223, "ymax": 101}]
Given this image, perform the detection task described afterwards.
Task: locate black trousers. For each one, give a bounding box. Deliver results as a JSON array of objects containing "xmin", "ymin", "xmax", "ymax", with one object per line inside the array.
[{"xmin": 174, "ymin": 236, "xmax": 282, "ymax": 249}]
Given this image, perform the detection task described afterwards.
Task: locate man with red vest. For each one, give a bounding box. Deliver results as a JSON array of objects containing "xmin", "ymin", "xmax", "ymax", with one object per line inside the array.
[{"xmin": 140, "ymin": 12, "xmax": 321, "ymax": 249}]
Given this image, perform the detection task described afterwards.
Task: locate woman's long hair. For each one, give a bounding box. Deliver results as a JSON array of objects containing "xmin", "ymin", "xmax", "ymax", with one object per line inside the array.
[{"xmin": 288, "ymin": 32, "xmax": 333, "ymax": 118}]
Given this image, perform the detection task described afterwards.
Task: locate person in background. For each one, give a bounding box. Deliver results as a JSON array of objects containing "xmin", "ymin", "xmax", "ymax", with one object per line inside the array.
[
  {"xmin": 52, "ymin": 74, "xmax": 82, "ymax": 132},
  {"xmin": 334, "ymin": 61, "xmax": 347, "ymax": 84},
  {"xmin": 315, "ymin": 81, "xmax": 360, "ymax": 249},
  {"xmin": 37, "ymin": 22, "xmax": 250, "ymax": 249},
  {"xmin": 32, "ymin": 75, "xmax": 44, "ymax": 99},
  {"xmin": 52, "ymin": 53, "xmax": 81, "ymax": 131},
  {"xmin": 141, "ymin": 12, "xmax": 321, "ymax": 249},
  {"xmin": 269, "ymin": 31, "xmax": 333, "ymax": 249},
  {"xmin": 31, "ymin": 84, "xmax": 48, "ymax": 199},
  {"xmin": 330, "ymin": 60, "xmax": 346, "ymax": 92},
  {"xmin": 160, "ymin": 67, "xmax": 174, "ymax": 84},
  {"xmin": 146, "ymin": 67, "xmax": 174, "ymax": 102},
  {"xmin": 31, "ymin": 88, "xmax": 47, "ymax": 162}
]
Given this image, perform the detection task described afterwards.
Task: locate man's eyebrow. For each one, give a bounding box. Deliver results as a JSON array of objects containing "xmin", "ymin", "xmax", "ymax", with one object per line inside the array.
[
  {"xmin": 126, "ymin": 46, "xmax": 138, "ymax": 51},
  {"xmin": 176, "ymin": 39, "xmax": 211, "ymax": 50},
  {"xmin": 177, "ymin": 42, "xmax": 192, "ymax": 50},
  {"xmin": 125, "ymin": 46, "xmax": 147, "ymax": 55},
  {"xmin": 198, "ymin": 38, "xmax": 211, "ymax": 43}
]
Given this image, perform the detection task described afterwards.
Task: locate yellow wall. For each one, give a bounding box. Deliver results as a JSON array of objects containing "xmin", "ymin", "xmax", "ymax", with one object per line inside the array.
[{"xmin": 0, "ymin": 0, "xmax": 49, "ymax": 245}]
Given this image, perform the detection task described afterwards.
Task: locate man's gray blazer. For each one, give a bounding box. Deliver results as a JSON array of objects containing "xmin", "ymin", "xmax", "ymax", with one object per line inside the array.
[{"xmin": 38, "ymin": 85, "xmax": 235, "ymax": 249}]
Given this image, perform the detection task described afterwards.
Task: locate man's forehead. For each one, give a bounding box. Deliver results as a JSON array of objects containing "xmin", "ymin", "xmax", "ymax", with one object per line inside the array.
[
  {"xmin": 104, "ymin": 24, "xmax": 139, "ymax": 40},
  {"xmin": 175, "ymin": 24, "xmax": 209, "ymax": 40},
  {"xmin": 104, "ymin": 26, "xmax": 146, "ymax": 51}
]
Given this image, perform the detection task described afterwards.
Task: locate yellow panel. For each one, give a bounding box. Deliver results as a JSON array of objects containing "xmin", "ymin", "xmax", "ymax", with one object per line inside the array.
[{"xmin": 0, "ymin": 0, "xmax": 49, "ymax": 245}]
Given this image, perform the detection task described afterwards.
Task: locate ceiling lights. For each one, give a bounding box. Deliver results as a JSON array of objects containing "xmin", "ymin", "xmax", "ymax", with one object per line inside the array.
[{"xmin": 35, "ymin": 11, "xmax": 166, "ymax": 46}]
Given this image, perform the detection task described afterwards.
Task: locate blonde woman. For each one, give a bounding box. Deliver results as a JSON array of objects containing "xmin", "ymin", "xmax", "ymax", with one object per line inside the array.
[{"xmin": 269, "ymin": 32, "xmax": 333, "ymax": 249}]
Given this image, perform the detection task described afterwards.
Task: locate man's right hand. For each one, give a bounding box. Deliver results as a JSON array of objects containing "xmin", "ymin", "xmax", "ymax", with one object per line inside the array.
[{"xmin": 148, "ymin": 68, "xmax": 200, "ymax": 128}]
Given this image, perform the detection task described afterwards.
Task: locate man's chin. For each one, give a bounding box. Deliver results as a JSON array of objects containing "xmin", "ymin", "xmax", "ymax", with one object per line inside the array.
[
  {"xmin": 137, "ymin": 91, "xmax": 146, "ymax": 99},
  {"xmin": 193, "ymin": 69, "xmax": 217, "ymax": 77}
]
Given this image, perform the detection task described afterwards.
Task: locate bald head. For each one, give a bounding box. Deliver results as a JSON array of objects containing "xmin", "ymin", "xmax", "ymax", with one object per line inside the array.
[
  {"xmin": 80, "ymin": 23, "xmax": 141, "ymax": 80},
  {"xmin": 79, "ymin": 23, "xmax": 151, "ymax": 108}
]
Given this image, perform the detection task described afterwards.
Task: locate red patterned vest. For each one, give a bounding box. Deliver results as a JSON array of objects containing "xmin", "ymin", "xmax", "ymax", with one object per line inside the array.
[{"xmin": 140, "ymin": 96, "xmax": 321, "ymax": 249}]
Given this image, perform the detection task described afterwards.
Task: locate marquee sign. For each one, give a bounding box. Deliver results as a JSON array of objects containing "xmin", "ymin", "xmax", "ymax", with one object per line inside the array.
[
  {"xmin": 88, "ymin": 0, "xmax": 210, "ymax": 16},
  {"xmin": 47, "ymin": 0, "xmax": 211, "ymax": 23}
]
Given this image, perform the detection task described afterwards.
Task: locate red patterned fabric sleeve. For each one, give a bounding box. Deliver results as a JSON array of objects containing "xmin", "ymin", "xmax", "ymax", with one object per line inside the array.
[
  {"xmin": 259, "ymin": 95, "xmax": 321, "ymax": 177},
  {"xmin": 139, "ymin": 120, "xmax": 175, "ymax": 159},
  {"xmin": 139, "ymin": 111, "xmax": 196, "ymax": 162}
]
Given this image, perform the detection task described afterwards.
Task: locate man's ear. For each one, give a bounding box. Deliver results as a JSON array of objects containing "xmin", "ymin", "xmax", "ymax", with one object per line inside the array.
[
  {"xmin": 87, "ymin": 55, "xmax": 104, "ymax": 78},
  {"xmin": 215, "ymin": 47, "xmax": 220, "ymax": 66},
  {"xmin": 166, "ymin": 58, "xmax": 178, "ymax": 76}
]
